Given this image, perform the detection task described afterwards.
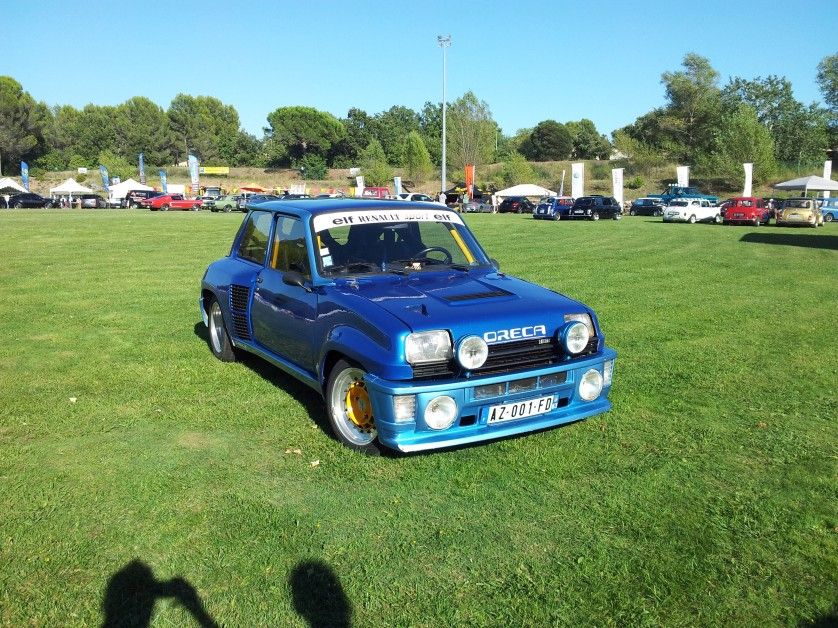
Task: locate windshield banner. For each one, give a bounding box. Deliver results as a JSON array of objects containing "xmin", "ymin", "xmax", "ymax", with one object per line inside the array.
[
  {"xmin": 313, "ymin": 208, "xmax": 464, "ymax": 232},
  {"xmin": 21, "ymin": 161, "xmax": 29, "ymax": 191},
  {"xmin": 138, "ymin": 152, "xmax": 146, "ymax": 185}
]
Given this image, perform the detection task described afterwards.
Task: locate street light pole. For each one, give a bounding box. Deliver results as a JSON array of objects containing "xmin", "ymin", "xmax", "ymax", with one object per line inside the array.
[{"xmin": 437, "ymin": 34, "xmax": 451, "ymax": 198}]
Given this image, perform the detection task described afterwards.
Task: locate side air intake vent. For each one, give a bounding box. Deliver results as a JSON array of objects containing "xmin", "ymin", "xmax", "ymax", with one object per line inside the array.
[
  {"xmin": 443, "ymin": 290, "xmax": 511, "ymax": 302},
  {"xmin": 229, "ymin": 284, "xmax": 251, "ymax": 340}
]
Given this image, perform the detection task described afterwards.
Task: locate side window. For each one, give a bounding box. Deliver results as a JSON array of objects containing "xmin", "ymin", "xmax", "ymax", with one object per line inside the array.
[
  {"xmin": 237, "ymin": 211, "xmax": 272, "ymax": 264},
  {"xmin": 271, "ymin": 216, "xmax": 310, "ymax": 278}
]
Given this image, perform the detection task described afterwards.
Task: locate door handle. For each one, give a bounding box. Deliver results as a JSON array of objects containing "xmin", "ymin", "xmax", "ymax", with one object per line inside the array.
[{"xmin": 256, "ymin": 276, "xmax": 263, "ymax": 284}]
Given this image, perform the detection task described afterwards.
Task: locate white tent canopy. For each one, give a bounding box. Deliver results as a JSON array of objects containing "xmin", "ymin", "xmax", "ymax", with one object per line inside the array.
[
  {"xmin": 50, "ymin": 178, "xmax": 93, "ymax": 195},
  {"xmin": 0, "ymin": 177, "xmax": 27, "ymax": 194},
  {"xmin": 774, "ymin": 175, "xmax": 838, "ymax": 194},
  {"xmin": 494, "ymin": 183, "xmax": 557, "ymax": 200},
  {"xmin": 108, "ymin": 178, "xmax": 153, "ymax": 201}
]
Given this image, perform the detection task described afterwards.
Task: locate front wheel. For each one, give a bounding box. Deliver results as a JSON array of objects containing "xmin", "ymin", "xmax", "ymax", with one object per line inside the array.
[
  {"xmin": 223, "ymin": 206, "xmax": 232, "ymax": 213},
  {"xmin": 207, "ymin": 298, "xmax": 236, "ymax": 362},
  {"xmin": 629, "ymin": 209, "xmax": 636, "ymax": 216},
  {"xmin": 591, "ymin": 212, "xmax": 600, "ymax": 221},
  {"xmin": 825, "ymin": 213, "xmax": 834, "ymax": 223},
  {"xmin": 13, "ymin": 202, "xmax": 23, "ymax": 208},
  {"xmin": 714, "ymin": 214, "xmax": 722, "ymax": 224},
  {"xmin": 688, "ymin": 215, "xmax": 697, "ymax": 224},
  {"xmin": 326, "ymin": 360, "xmax": 381, "ymax": 454}
]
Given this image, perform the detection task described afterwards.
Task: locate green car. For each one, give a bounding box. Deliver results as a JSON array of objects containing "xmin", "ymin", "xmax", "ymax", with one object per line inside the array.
[{"xmin": 209, "ymin": 195, "xmax": 239, "ymax": 212}]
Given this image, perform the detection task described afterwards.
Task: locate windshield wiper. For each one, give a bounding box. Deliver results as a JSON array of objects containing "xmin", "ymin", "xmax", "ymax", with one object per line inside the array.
[{"xmin": 326, "ymin": 262, "xmax": 379, "ymax": 275}]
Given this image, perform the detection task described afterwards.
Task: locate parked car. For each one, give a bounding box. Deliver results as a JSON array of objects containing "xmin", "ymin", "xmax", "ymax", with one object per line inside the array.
[
  {"xmin": 533, "ymin": 196, "xmax": 574, "ymax": 220},
  {"xmin": 361, "ymin": 187, "xmax": 390, "ymax": 199},
  {"xmin": 245, "ymin": 194, "xmax": 283, "ymax": 210},
  {"xmin": 722, "ymin": 197, "xmax": 771, "ymax": 226},
  {"xmin": 776, "ymin": 198, "xmax": 823, "ymax": 227},
  {"xmin": 122, "ymin": 190, "xmax": 161, "ymax": 208},
  {"xmin": 568, "ymin": 195, "xmax": 622, "ymax": 221},
  {"xmin": 628, "ymin": 197, "xmax": 665, "ymax": 217},
  {"xmin": 78, "ymin": 194, "xmax": 107, "ymax": 209},
  {"xmin": 662, "ymin": 198, "xmax": 722, "ymax": 224},
  {"xmin": 461, "ymin": 199, "xmax": 494, "ymax": 213},
  {"xmin": 498, "ymin": 196, "xmax": 536, "ymax": 214},
  {"xmin": 208, "ymin": 195, "xmax": 240, "ymax": 212},
  {"xmin": 200, "ymin": 200, "xmax": 616, "ymax": 454},
  {"xmin": 6, "ymin": 192, "xmax": 53, "ymax": 208},
  {"xmin": 649, "ymin": 184, "xmax": 718, "ymax": 205},
  {"xmin": 818, "ymin": 197, "xmax": 838, "ymax": 222},
  {"xmin": 141, "ymin": 194, "xmax": 203, "ymax": 211},
  {"xmin": 398, "ymin": 193, "xmax": 435, "ymax": 202}
]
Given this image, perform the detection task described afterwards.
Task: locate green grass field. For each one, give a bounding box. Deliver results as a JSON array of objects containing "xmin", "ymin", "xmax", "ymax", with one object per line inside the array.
[{"xmin": 0, "ymin": 209, "xmax": 836, "ymax": 627}]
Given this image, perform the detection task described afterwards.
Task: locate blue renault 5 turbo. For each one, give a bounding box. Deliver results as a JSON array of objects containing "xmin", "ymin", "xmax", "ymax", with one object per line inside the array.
[{"xmin": 200, "ymin": 200, "xmax": 616, "ymax": 454}]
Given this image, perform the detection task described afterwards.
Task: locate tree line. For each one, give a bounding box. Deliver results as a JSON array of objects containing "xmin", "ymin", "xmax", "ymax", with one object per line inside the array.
[{"xmin": 1, "ymin": 51, "xmax": 835, "ymax": 188}]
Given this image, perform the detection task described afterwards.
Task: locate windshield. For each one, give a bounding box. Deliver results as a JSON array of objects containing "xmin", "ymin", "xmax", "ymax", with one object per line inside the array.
[
  {"xmin": 669, "ymin": 200, "xmax": 688, "ymax": 207},
  {"xmin": 784, "ymin": 200, "xmax": 811, "ymax": 209},
  {"xmin": 313, "ymin": 209, "xmax": 487, "ymax": 276}
]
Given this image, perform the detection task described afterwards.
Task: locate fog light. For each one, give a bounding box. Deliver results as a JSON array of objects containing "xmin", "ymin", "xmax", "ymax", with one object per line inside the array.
[
  {"xmin": 603, "ymin": 360, "xmax": 614, "ymax": 386},
  {"xmin": 393, "ymin": 395, "xmax": 416, "ymax": 423},
  {"xmin": 579, "ymin": 369, "xmax": 603, "ymax": 401},
  {"xmin": 509, "ymin": 377, "xmax": 537, "ymax": 394},
  {"xmin": 424, "ymin": 395, "xmax": 457, "ymax": 430}
]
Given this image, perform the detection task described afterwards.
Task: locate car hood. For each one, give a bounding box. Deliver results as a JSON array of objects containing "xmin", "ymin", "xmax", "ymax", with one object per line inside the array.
[{"xmin": 330, "ymin": 270, "xmax": 594, "ymax": 343}]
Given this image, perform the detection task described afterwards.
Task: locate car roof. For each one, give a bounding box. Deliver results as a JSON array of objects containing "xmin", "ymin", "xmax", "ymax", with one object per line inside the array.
[{"xmin": 248, "ymin": 198, "xmax": 451, "ymax": 220}]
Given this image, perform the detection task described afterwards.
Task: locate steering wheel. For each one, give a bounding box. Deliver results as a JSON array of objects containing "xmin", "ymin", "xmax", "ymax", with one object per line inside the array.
[{"xmin": 411, "ymin": 246, "xmax": 453, "ymax": 265}]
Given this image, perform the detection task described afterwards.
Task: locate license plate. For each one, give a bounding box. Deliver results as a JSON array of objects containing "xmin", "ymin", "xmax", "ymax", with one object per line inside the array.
[
  {"xmin": 734, "ymin": 213, "xmax": 743, "ymax": 217},
  {"xmin": 574, "ymin": 210, "xmax": 583, "ymax": 214},
  {"xmin": 487, "ymin": 395, "xmax": 555, "ymax": 424}
]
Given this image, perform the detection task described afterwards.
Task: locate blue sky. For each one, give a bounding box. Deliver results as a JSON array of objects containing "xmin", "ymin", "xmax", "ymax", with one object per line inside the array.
[{"xmin": 4, "ymin": 0, "xmax": 836, "ymax": 139}]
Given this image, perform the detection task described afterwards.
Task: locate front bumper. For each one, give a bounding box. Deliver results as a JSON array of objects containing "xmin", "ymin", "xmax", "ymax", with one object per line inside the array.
[{"xmin": 364, "ymin": 349, "xmax": 616, "ymax": 452}]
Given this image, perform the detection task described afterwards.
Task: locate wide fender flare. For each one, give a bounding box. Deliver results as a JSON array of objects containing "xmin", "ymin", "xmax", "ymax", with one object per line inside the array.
[{"xmin": 318, "ymin": 325, "xmax": 412, "ymax": 388}]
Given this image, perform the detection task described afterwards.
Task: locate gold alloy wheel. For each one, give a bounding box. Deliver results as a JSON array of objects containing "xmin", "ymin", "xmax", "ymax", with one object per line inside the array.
[
  {"xmin": 345, "ymin": 380, "xmax": 374, "ymax": 431},
  {"xmin": 329, "ymin": 366, "xmax": 377, "ymax": 446}
]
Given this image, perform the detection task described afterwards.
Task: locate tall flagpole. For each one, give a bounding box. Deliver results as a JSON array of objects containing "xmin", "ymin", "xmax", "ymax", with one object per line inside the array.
[{"xmin": 437, "ymin": 35, "xmax": 451, "ymax": 197}]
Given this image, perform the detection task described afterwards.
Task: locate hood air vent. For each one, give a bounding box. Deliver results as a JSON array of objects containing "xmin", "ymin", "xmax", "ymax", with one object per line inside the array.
[{"xmin": 443, "ymin": 289, "xmax": 511, "ymax": 302}]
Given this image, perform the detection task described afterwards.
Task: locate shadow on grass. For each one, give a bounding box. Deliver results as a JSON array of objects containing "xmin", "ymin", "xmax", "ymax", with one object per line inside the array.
[
  {"xmin": 193, "ymin": 323, "xmax": 338, "ymax": 446},
  {"xmin": 799, "ymin": 604, "xmax": 838, "ymax": 627},
  {"xmin": 102, "ymin": 560, "xmax": 218, "ymax": 627},
  {"xmin": 290, "ymin": 560, "xmax": 352, "ymax": 628},
  {"xmin": 739, "ymin": 232, "xmax": 838, "ymax": 250}
]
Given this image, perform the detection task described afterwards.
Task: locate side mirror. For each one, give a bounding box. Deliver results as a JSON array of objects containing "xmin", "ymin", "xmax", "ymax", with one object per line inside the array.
[{"xmin": 282, "ymin": 270, "xmax": 312, "ymax": 292}]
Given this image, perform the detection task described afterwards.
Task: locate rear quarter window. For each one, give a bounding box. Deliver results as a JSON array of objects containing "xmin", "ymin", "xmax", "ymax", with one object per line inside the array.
[{"xmin": 237, "ymin": 211, "xmax": 273, "ymax": 264}]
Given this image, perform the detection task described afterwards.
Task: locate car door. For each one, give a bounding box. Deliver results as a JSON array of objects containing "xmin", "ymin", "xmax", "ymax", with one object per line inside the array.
[{"xmin": 251, "ymin": 214, "xmax": 318, "ymax": 369}]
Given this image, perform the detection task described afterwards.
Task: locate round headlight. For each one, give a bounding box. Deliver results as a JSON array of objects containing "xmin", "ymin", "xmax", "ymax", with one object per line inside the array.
[
  {"xmin": 424, "ymin": 395, "xmax": 457, "ymax": 430},
  {"xmin": 457, "ymin": 335, "xmax": 488, "ymax": 370},
  {"xmin": 579, "ymin": 368, "xmax": 603, "ymax": 401},
  {"xmin": 563, "ymin": 321, "xmax": 590, "ymax": 354}
]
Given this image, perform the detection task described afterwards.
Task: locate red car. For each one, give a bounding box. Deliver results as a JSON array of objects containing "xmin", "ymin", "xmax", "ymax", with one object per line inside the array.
[
  {"xmin": 141, "ymin": 194, "xmax": 203, "ymax": 211},
  {"xmin": 722, "ymin": 197, "xmax": 771, "ymax": 226}
]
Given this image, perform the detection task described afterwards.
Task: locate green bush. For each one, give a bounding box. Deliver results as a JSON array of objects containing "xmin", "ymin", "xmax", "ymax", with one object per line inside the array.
[
  {"xmin": 626, "ymin": 176, "xmax": 644, "ymax": 189},
  {"xmin": 590, "ymin": 162, "xmax": 611, "ymax": 180},
  {"xmin": 295, "ymin": 153, "xmax": 328, "ymax": 180}
]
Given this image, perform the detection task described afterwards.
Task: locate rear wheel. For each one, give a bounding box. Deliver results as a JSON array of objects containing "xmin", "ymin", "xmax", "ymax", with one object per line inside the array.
[
  {"xmin": 629, "ymin": 209, "xmax": 636, "ymax": 216},
  {"xmin": 688, "ymin": 215, "xmax": 696, "ymax": 224},
  {"xmin": 207, "ymin": 298, "xmax": 236, "ymax": 362},
  {"xmin": 13, "ymin": 202, "xmax": 22, "ymax": 208},
  {"xmin": 591, "ymin": 212, "xmax": 600, "ymax": 221},
  {"xmin": 161, "ymin": 204, "xmax": 170, "ymax": 211},
  {"xmin": 825, "ymin": 213, "xmax": 834, "ymax": 222},
  {"xmin": 714, "ymin": 214, "xmax": 722, "ymax": 224},
  {"xmin": 326, "ymin": 359, "xmax": 381, "ymax": 455},
  {"xmin": 223, "ymin": 206, "xmax": 231, "ymax": 213}
]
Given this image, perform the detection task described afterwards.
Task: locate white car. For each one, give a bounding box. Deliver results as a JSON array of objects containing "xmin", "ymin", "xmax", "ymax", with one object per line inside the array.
[
  {"xmin": 663, "ymin": 197, "xmax": 722, "ymax": 224},
  {"xmin": 397, "ymin": 193, "xmax": 435, "ymax": 202}
]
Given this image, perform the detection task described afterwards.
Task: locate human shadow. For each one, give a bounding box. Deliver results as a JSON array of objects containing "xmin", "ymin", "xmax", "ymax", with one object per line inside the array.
[
  {"xmin": 739, "ymin": 232, "xmax": 838, "ymax": 250},
  {"xmin": 101, "ymin": 559, "xmax": 218, "ymax": 628},
  {"xmin": 289, "ymin": 560, "xmax": 352, "ymax": 628},
  {"xmin": 193, "ymin": 323, "xmax": 335, "ymax": 444}
]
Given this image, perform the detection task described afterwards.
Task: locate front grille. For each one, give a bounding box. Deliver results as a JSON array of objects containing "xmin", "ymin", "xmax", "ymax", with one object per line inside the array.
[
  {"xmin": 443, "ymin": 290, "xmax": 511, "ymax": 302},
  {"xmin": 411, "ymin": 336, "xmax": 600, "ymax": 380}
]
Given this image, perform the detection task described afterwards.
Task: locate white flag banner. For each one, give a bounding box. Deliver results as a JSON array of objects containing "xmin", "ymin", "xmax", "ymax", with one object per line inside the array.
[
  {"xmin": 393, "ymin": 176, "xmax": 402, "ymax": 196},
  {"xmin": 824, "ymin": 160, "xmax": 833, "ymax": 199},
  {"xmin": 611, "ymin": 168, "xmax": 624, "ymax": 207},
  {"xmin": 743, "ymin": 163, "xmax": 753, "ymax": 197},
  {"xmin": 571, "ymin": 162, "xmax": 585, "ymax": 199},
  {"xmin": 355, "ymin": 176, "xmax": 365, "ymax": 197},
  {"xmin": 676, "ymin": 165, "xmax": 690, "ymax": 187}
]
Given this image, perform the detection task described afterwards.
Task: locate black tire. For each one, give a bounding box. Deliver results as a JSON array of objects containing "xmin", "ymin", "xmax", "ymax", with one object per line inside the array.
[
  {"xmin": 161, "ymin": 204, "xmax": 170, "ymax": 211},
  {"xmin": 753, "ymin": 218, "xmax": 760, "ymax": 227},
  {"xmin": 629, "ymin": 209, "xmax": 636, "ymax": 216},
  {"xmin": 223, "ymin": 206, "xmax": 231, "ymax": 213},
  {"xmin": 825, "ymin": 213, "xmax": 834, "ymax": 222},
  {"xmin": 13, "ymin": 202, "xmax": 23, "ymax": 208},
  {"xmin": 688, "ymin": 215, "xmax": 697, "ymax": 224},
  {"xmin": 714, "ymin": 214, "xmax": 722, "ymax": 224},
  {"xmin": 326, "ymin": 359, "xmax": 382, "ymax": 455},
  {"xmin": 591, "ymin": 212, "xmax": 600, "ymax": 221},
  {"xmin": 207, "ymin": 297, "xmax": 237, "ymax": 362}
]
